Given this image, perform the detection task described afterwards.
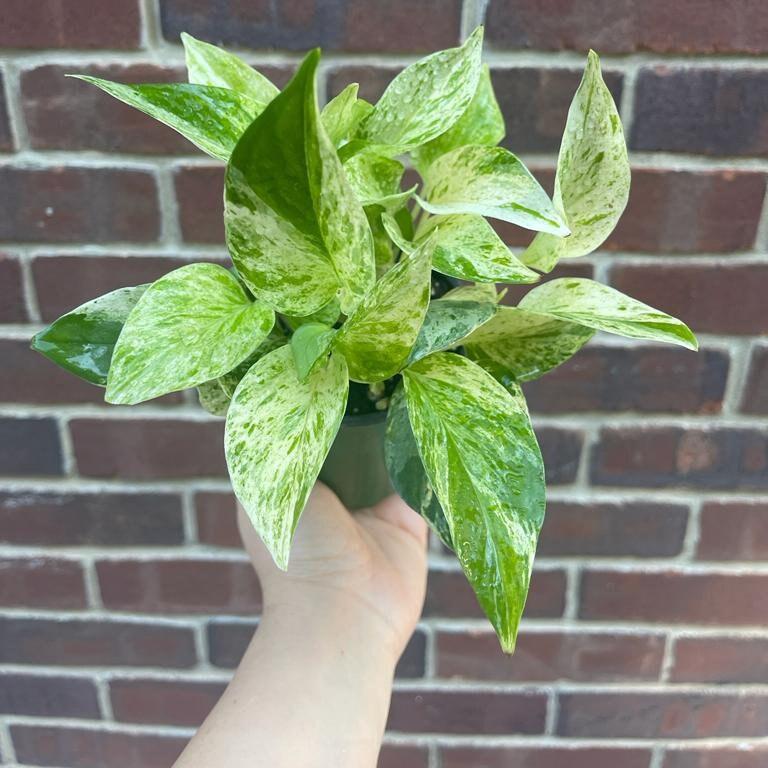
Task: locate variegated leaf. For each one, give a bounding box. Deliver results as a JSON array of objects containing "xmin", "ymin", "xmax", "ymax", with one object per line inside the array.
[
  {"xmin": 225, "ymin": 346, "xmax": 348, "ymax": 569},
  {"xmin": 522, "ymin": 51, "xmax": 630, "ymax": 273},
  {"xmin": 31, "ymin": 285, "xmax": 147, "ymax": 386},
  {"xmin": 321, "ymin": 84, "xmax": 373, "ymax": 147},
  {"xmin": 403, "ymin": 353, "xmax": 545, "ymax": 652},
  {"xmin": 197, "ymin": 379, "xmax": 231, "ymax": 417},
  {"xmin": 464, "ymin": 306, "xmax": 595, "ymax": 383},
  {"xmin": 181, "ymin": 32, "xmax": 279, "ymax": 106},
  {"xmin": 358, "ymin": 27, "xmax": 483, "ymax": 151},
  {"xmin": 284, "ymin": 297, "xmax": 341, "ymax": 330},
  {"xmin": 72, "ymin": 77, "xmax": 260, "ymax": 162},
  {"xmin": 290, "ymin": 322, "xmax": 336, "ymax": 381},
  {"xmin": 413, "ymin": 64, "xmax": 505, "ymax": 171},
  {"xmin": 519, "ymin": 278, "xmax": 698, "ymax": 349},
  {"xmin": 442, "ymin": 282, "xmax": 500, "ymax": 303},
  {"xmin": 418, "ymin": 145, "xmax": 569, "ymax": 236},
  {"xmin": 218, "ymin": 327, "xmax": 287, "ymax": 398},
  {"xmin": 335, "ymin": 234, "xmax": 435, "ymax": 382},
  {"xmin": 106, "ymin": 264, "xmax": 274, "ymax": 404},
  {"xmin": 343, "ymin": 151, "xmax": 415, "ymax": 211}
]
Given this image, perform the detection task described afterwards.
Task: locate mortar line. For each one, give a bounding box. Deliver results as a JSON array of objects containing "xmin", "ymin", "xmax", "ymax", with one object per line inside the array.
[
  {"xmin": 2, "ymin": 60, "xmax": 30, "ymax": 151},
  {"xmin": 0, "ymin": 721, "xmax": 16, "ymax": 765},
  {"xmin": 719, "ymin": 338, "xmax": 754, "ymax": 416},
  {"xmin": 679, "ymin": 498, "xmax": 703, "ymax": 562},
  {"xmin": 17, "ymin": 251, "xmax": 42, "ymax": 324},
  {"xmin": 660, "ymin": 633, "xmax": 677, "ymax": 684},
  {"xmin": 461, "ymin": 0, "xmax": 489, "ymax": 40},
  {"xmin": 55, "ymin": 416, "xmax": 76, "ymax": 477},
  {"xmin": 753, "ymin": 180, "xmax": 768, "ymax": 252}
]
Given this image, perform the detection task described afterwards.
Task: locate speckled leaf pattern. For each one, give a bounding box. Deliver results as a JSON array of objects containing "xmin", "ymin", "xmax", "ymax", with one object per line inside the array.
[
  {"xmin": 413, "ymin": 64, "xmax": 505, "ymax": 171},
  {"xmin": 334, "ymin": 235, "xmax": 435, "ymax": 382},
  {"xmin": 417, "ymin": 214, "xmax": 539, "ymax": 284},
  {"xmin": 290, "ymin": 323, "xmax": 336, "ymax": 381},
  {"xmin": 321, "ymin": 84, "xmax": 373, "ymax": 147},
  {"xmin": 343, "ymin": 151, "xmax": 415, "ymax": 212},
  {"xmin": 403, "ymin": 353, "xmax": 545, "ymax": 652},
  {"xmin": 464, "ymin": 306, "xmax": 595, "ymax": 383},
  {"xmin": 522, "ymin": 51, "xmax": 630, "ymax": 273},
  {"xmin": 197, "ymin": 379, "xmax": 231, "ymax": 417},
  {"xmin": 73, "ymin": 77, "xmax": 260, "ymax": 162},
  {"xmin": 380, "ymin": 212, "xmax": 414, "ymax": 255},
  {"xmin": 358, "ymin": 27, "xmax": 483, "ymax": 150},
  {"xmin": 31, "ymin": 285, "xmax": 147, "ymax": 386},
  {"xmin": 218, "ymin": 327, "xmax": 287, "ymax": 398},
  {"xmin": 419, "ymin": 146, "xmax": 569, "ymax": 236},
  {"xmin": 284, "ymin": 298, "xmax": 341, "ymax": 330},
  {"xmin": 384, "ymin": 383, "xmax": 452, "ymax": 548},
  {"xmin": 106, "ymin": 264, "xmax": 275, "ymax": 404},
  {"xmin": 442, "ymin": 283, "xmax": 500, "ymax": 303},
  {"xmin": 520, "ymin": 278, "xmax": 698, "ymax": 350},
  {"xmin": 181, "ymin": 32, "xmax": 279, "ymax": 105},
  {"xmin": 408, "ymin": 298, "xmax": 497, "ymax": 363},
  {"xmin": 225, "ymin": 346, "xmax": 348, "ymax": 569}
]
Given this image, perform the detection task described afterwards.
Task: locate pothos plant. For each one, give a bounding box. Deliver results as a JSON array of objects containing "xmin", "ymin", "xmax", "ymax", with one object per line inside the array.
[{"xmin": 31, "ymin": 28, "xmax": 697, "ymax": 652}]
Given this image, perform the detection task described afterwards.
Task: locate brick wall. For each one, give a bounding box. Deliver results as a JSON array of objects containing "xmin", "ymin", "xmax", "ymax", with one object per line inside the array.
[{"xmin": 1, "ymin": 1, "xmax": 767, "ymax": 766}]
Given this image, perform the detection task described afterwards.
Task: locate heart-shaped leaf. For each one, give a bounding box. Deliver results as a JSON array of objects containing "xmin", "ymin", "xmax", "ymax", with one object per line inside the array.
[
  {"xmin": 31, "ymin": 285, "xmax": 147, "ymax": 386},
  {"xmin": 218, "ymin": 327, "xmax": 287, "ymax": 398},
  {"xmin": 106, "ymin": 264, "xmax": 274, "ymax": 404},
  {"xmin": 343, "ymin": 151, "xmax": 415, "ymax": 211},
  {"xmin": 403, "ymin": 352, "xmax": 545, "ymax": 652},
  {"xmin": 197, "ymin": 379, "xmax": 231, "ymax": 417},
  {"xmin": 290, "ymin": 322, "xmax": 336, "ymax": 380},
  {"xmin": 321, "ymin": 83, "xmax": 373, "ymax": 147},
  {"xmin": 225, "ymin": 346, "xmax": 348, "ymax": 569}
]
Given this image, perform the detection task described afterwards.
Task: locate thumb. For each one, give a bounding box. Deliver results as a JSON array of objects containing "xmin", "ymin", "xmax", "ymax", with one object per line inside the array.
[{"xmin": 368, "ymin": 494, "xmax": 429, "ymax": 549}]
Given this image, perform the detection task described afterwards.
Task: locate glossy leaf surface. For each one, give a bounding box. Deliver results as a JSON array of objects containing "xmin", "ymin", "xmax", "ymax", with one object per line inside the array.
[
  {"xmin": 343, "ymin": 151, "xmax": 414, "ymax": 211},
  {"xmin": 218, "ymin": 327, "xmax": 287, "ymax": 398},
  {"xmin": 290, "ymin": 322, "xmax": 336, "ymax": 380},
  {"xmin": 321, "ymin": 84, "xmax": 372, "ymax": 147}
]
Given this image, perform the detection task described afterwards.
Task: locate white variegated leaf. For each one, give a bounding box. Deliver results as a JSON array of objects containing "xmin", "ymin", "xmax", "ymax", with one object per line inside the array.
[
  {"xmin": 343, "ymin": 151, "xmax": 415, "ymax": 211},
  {"xmin": 442, "ymin": 282, "xmax": 501, "ymax": 303},
  {"xmin": 197, "ymin": 379, "xmax": 231, "ymax": 416},
  {"xmin": 290, "ymin": 322, "xmax": 336, "ymax": 381},
  {"xmin": 321, "ymin": 83, "xmax": 373, "ymax": 147}
]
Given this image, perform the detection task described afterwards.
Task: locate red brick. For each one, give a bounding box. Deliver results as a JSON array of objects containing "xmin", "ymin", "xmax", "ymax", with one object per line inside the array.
[
  {"xmin": 0, "ymin": 166, "xmax": 160, "ymax": 243},
  {"xmin": 111, "ymin": 678, "xmax": 224, "ymax": 727},
  {"xmin": 580, "ymin": 569, "xmax": 768, "ymax": 625},
  {"xmin": 437, "ymin": 629, "xmax": 664, "ymax": 682},
  {"xmin": 742, "ymin": 345, "xmax": 768, "ymax": 414},
  {"xmin": 195, "ymin": 490, "xmax": 240, "ymax": 548},
  {"xmin": 536, "ymin": 427, "xmax": 583, "ymax": 485},
  {"xmin": 0, "ymin": 72, "xmax": 13, "ymax": 151},
  {"xmin": 0, "ymin": 491, "xmax": 183, "ymax": 547},
  {"xmin": 612, "ymin": 264, "xmax": 768, "ymax": 335},
  {"xmin": 0, "ymin": 417, "xmax": 62, "ymax": 476},
  {"xmin": 0, "ymin": 673, "xmax": 99, "ymax": 718},
  {"xmin": 379, "ymin": 745, "xmax": 429, "ymax": 768},
  {"xmin": 0, "ymin": 617, "xmax": 197, "ymax": 668},
  {"xmin": 591, "ymin": 427, "xmax": 768, "ymax": 489},
  {"xmin": 70, "ymin": 418, "xmax": 227, "ymax": 479},
  {"xmin": 604, "ymin": 170, "xmax": 765, "ymax": 253},
  {"xmin": 671, "ymin": 636, "xmax": 768, "ymax": 684},
  {"xmin": 558, "ymin": 691, "xmax": 768, "ymax": 738},
  {"xmin": 697, "ymin": 502, "xmax": 768, "ymax": 561},
  {"xmin": 327, "ymin": 66, "xmax": 402, "ymax": 103},
  {"xmin": 425, "ymin": 569, "xmax": 566, "ymax": 620},
  {"xmin": 539, "ymin": 501, "xmax": 688, "ymax": 557},
  {"xmin": 486, "ymin": 0, "xmax": 768, "ymax": 55},
  {"xmin": 174, "ymin": 165, "xmax": 225, "ymax": 243},
  {"xmin": 96, "ymin": 558, "xmax": 261, "ymax": 614},
  {"xmin": 0, "ymin": 254, "xmax": 28, "ymax": 322},
  {"xmin": 388, "ymin": 689, "xmax": 547, "ymax": 735},
  {"xmin": 441, "ymin": 746, "xmax": 652, "ymax": 768},
  {"xmin": 0, "ymin": 0, "xmax": 142, "ymax": 49},
  {"xmin": 0, "ymin": 557, "xmax": 87, "ymax": 609},
  {"xmin": 11, "ymin": 725, "xmax": 186, "ymax": 768},
  {"xmin": 662, "ymin": 747, "xmax": 768, "ymax": 768}
]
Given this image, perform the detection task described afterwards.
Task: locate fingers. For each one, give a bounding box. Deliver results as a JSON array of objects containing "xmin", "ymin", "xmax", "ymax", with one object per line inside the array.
[{"xmin": 370, "ymin": 494, "xmax": 429, "ymax": 548}]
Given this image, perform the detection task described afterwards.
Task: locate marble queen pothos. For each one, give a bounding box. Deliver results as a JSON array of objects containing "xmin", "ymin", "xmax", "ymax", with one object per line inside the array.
[{"xmin": 31, "ymin": 28, "xmax": 697, "ymax": 652}]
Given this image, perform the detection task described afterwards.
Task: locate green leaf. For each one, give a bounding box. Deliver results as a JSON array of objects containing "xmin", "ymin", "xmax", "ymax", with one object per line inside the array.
[
  {"xmin": 413, "ymin": 64, "xmax": 505, "ymax": 171},
  {"xmin": 283, "ymin": 297, "xmax": 341, "ymax": 330},
  {"xmin": 358, "ymin": 27, "xmax": 484, "ymax": 151},
  {"xmin": 225, "ymin": 346, "xmax": 348, "ymax": 569},
  {"xmin": 403, "ymin": 353, "xmax": 545, "ymax": 652},
  {"xmin": 334, "ymin": 234, "xmax": 435, "ymax": 382},
  {"xmin": 380, "ymin": 211, "xmax": 414, "ymax": 255},
  {"xmin": 72, "ymin": 76, "xmax": 260, "ymax": 162},
  {"xmin": 106, "ymin": 264, "xmax": 274, "ymax": 404},
  {"xmin": 343, "ymin": 151, "xmax": 415, "ymax": 211},
  {"xmin": 366, "ymin": 206, "xmax": 396, "ymax": 277},
  {"xmin": 522, "ymin": 51, "xmax": 630, "ymax": 273},
  {"xmin": 417, "ymin": 213, "xmax": 539, "ymax": 284},
  {"xmin": 464, "ymin": 306, "xmax": 595, "ymax": 383},
  {"xmin": 31, "ymin": 285, "xmax": 147, "ymax": 387},
  {"xmin": 290, "ymin": 322, "xmax": 336, "ymax": 381},
  {"xmin": 321, "ymin": 84, "xmax": 373, "ymax": 147},
  {"xmin": 218, "ymin": 327, "xmax": 287, "ymax": 398},
  {"xmin": 519, "ymin": 278, "xmax": 698, "ymax": 350},
  {"xmin": 384, "ymin": 383, "xmax": 452, "ymax": 548},
  {"xmin": 181, "ymin": 32, "xmax": 279, "ymax": 106},
  {"xmin": 225, "ymin": 50, "xmax": 374, "ymax": 316},
  {"xmin": 418, "ymin": 146, "xmax": 569, "ymax": 236},
  {"xmin": 408, "ymin": 298, "xmax": 497, "ymax": 363},
  {"xmin": 197, "ymin": 379, "xmax": 231, "ymax": 417},
  {"xmin": 442, "ymin": 282, "xmax": 500, "ymax": 303}
]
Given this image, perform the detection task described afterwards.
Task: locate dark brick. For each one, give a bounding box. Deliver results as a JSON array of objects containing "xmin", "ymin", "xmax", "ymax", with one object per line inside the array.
[
  {"xmin": 0, "ymin": 617, "xmax": 197, "ymax": 668},
  {"xmin": 11, "ymin": 725, "xmax": 186, "ymax": 768},
  {"xmin": 0, "ymin": 417, "xmax": 62, "ymax": 476},
  {"xmin": 580, "ymin": 569, "xmax": 768, "ymax": 625},
  {"xmin": 0, "ymin": 254, "xmax": 27, "ymax": 322},
  {"xmin": 486, "ymin": 0, "xmax": 768, "ymax": 55},
  {"xmin": 174, "ymin": 165, "xmax": 225, "ymax": 243},
  {"xmin": 0, "ymin": 166, "xmax": 160, "ymax": 243},
  {"xmin": 195, "ymin": 490, "xmax": 240, "ymax": 547},
  {"xmin": 697, "ymin": 502, "xmax": 768, "ymax": 561},
  {"xmin": 0, "ymin": 491, "xmax": 184, "ymax": 547},
  {"xmin": 591, "ymin": 427, "xmax": 768, "ymax": 489},
  {"xmin": 70, "ymin": 418, "xmax": 227, "ymax": 479},
  {"xmin": 492, "ymin": 67, "xmax": 622, "ymax": 153},
  {"xmin": 558, "ymin": 691, "xmax": 768, "ymax": 738},
  {"xmin": 388, "ymin": 689, "xmax": 547, "ymax": 735},
  {"xmin": 379, "ymin": 745, "xmax": 430, "ymax": 768},
  {"xmin": 539, "ymin": 501, "xmax": 689, "ymax": 558},
  {"xmin": 671, "ymin": 636, "xmax": 768, "ymax": 684},
  {"xmin": 0, "ymin": 558, "xmax": 87, "ymax": 609},
  {"xmin": 536, "ymin": 427, "xmax": 583, "ymax": 484},
  {"xmin": 662, "ymin": 747, "xmax": 768, "ymax": 768},
  {"xmin": 327, "ymin": 65, "xmax": 402, "ymax": 103},
  {"xmin": 0, "ymin": 673, "xmax": 99, "ymax": 718},
  {"xmin": 632, "ymin": 68, "xmax": 768, "ymax": 157},
  {"xmin": 97, "ymin": 558, "xmax": 261, "ymax": 614},
  {"xmin": 441, "ymin": 746, "xmax": 652, "ymax": 768},
  {"xmin": 0, "ymin": 0, "xmax": 142, "ymax": 49},
  {"xmin": 0, "ymin": 72, "xmax": 13, "ymax": 151},
  {"xmin": 742, "ymin": 345, "xmax": 768, "ymax": 414},
  {"xmin": 437, "ymin": 629, "xmax": 664, "ymax": 682}
]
